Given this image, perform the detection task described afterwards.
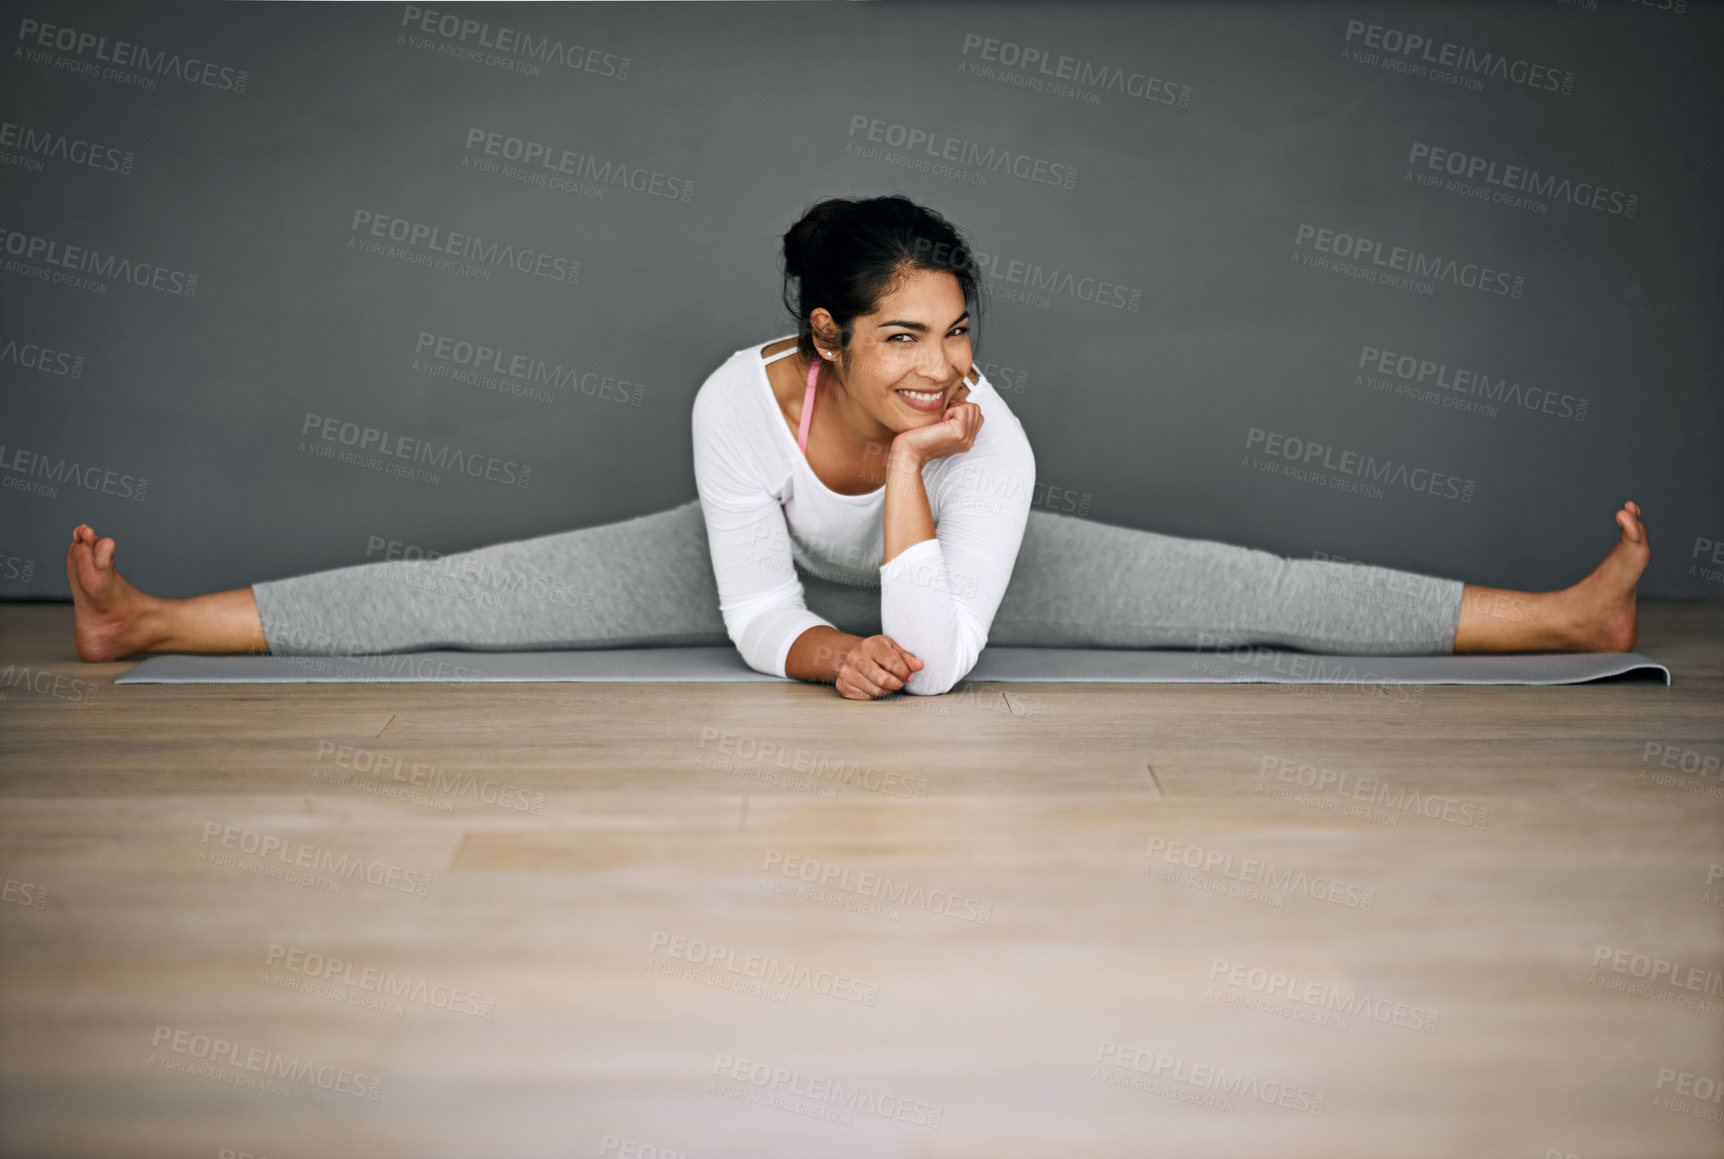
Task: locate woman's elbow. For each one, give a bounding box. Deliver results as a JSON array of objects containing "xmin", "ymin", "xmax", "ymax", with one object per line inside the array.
[{"xmin": 901, "ymin": 657, "xmax": 974, "ymax": 697}]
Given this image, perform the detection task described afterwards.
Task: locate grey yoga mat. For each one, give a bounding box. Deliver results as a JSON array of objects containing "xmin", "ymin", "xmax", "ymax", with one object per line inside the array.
[{"xmin": 112, "ymin": 647, "xmax": 1672, "ymax": 686}]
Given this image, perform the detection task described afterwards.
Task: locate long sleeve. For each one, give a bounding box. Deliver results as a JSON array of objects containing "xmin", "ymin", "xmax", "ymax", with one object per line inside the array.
[
  {"xmin": 879, "ymin": 433, "xmax": 1036, "ymax": 696},
  {"xmin": 691, "ymin": 370, "xmax": 835, "ymax": 678}
]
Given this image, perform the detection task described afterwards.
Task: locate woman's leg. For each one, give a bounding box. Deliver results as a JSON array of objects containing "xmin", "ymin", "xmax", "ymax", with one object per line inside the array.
[
  {"xmin": 67, "ymin": 499, "xmax": 731, "ymax": 659},
  {"xmin": 987, "ymin": 502, "xmax": 1648, "ymax": 655}
]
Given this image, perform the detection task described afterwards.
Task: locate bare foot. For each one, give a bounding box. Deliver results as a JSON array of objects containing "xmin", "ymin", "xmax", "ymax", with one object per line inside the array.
[
  {"xmin": 1557, "ymin": 501, "xmax": 1649, "ymax": 652},
  {"xmin": 65, "ymin": 524, "xmax": 162, "ymax": 661}
]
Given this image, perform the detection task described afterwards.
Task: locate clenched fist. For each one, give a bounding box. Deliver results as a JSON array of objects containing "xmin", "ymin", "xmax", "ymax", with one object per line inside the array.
[{"xmin": 835, "ymin": 634, "xmax": 924, "ymax": 700}]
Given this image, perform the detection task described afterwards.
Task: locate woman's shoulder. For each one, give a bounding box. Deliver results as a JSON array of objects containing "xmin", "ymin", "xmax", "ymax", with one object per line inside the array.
[
  {"xmin": 690, "ymin": 340, "xmax": 794, "ymax": 483},
  {"xmin": 693, "ymin": 340, "xmax": 767, "ymax": 412}
]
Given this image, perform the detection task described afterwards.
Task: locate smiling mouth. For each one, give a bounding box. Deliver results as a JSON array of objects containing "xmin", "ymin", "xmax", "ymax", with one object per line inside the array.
[{"xmin": 896, "ymin": 388, "xmax": 945, "ymax": 403}]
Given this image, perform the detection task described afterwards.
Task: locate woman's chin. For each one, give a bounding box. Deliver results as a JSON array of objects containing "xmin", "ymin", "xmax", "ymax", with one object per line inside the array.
[{"xmin": 877, "ymin": 408, "xmax": 937, "ymax": 432}]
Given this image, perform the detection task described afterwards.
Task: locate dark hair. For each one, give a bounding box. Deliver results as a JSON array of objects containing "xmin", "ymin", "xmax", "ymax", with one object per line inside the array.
[{"xmin": 780, "ymin": 195, "xmax": 984, "ymax": 363}]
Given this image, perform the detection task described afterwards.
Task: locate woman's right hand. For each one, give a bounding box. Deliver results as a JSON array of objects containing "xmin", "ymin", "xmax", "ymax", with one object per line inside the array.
[
  {"xmin": 835, "ymin": 634, "xmax": 924, "ymax": 700},
  {"xmin": 889, "ymin": 383, "xmax": 981, "ymax": 468}
]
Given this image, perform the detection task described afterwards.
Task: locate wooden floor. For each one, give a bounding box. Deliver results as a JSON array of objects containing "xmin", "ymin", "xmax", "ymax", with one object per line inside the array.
[{"xmin": 1, "ymin": 600, "xmax": 1721, "ymax": 1159}]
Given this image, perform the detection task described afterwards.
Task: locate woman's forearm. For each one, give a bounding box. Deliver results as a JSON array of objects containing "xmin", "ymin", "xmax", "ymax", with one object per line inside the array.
[
  {"xmin": 785, "ymin": 449, "xmax": 931, "ymax": 687},
  {"xmin": 785, "ymin": 625, "xmax": 866, "ymax": 684},
  {"xmin": 882, "ymin": 446, "xmax": 935, "ymax": 565}
]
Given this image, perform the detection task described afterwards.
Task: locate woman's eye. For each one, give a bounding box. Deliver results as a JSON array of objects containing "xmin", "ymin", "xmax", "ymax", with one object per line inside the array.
[{"xmin": 886, "ymin": 327, "xmax": 966, "ymax": 342}]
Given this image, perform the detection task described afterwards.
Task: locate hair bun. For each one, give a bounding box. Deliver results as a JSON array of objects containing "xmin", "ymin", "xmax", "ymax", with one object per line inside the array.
[{"xmin": 783, "ymin": 198, "xmax": 851, "ymax": 280}]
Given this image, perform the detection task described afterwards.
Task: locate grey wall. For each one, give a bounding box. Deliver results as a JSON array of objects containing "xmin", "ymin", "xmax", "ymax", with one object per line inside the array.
[{"xmin": 3, "ymin": 0, "xmax": 1720, "ymax": 604}]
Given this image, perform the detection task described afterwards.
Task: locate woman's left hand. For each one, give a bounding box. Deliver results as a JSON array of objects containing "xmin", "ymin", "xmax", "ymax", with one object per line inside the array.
[{"xmin": 891, "ymin": 384, "xmax": 983, "ymax": 466}]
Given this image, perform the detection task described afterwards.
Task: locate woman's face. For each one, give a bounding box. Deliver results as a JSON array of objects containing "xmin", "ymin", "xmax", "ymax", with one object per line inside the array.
[{"xmin": 816, "ymin": 268, "xmax": 971, "ymax": 435}]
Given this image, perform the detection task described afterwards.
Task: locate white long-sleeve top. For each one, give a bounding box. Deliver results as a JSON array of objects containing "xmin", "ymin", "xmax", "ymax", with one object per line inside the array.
[{"xmin": 690, "ymin": 335, "xmax": 1037, "ymax": 695}]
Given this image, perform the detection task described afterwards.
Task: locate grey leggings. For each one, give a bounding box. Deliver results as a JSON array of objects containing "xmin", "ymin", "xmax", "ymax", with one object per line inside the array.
[{"xmin": 251, "ymin": 498, "xmax": 1465, "ymax": 659}]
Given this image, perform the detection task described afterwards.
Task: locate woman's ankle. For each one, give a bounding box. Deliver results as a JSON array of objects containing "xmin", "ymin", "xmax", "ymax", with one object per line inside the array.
[
  {"xmin": 1455, "ymin": 586, "xmax": 1571, "ymax": 652},
  {"xmin": 127, "ymin": 597, "xmax": 176, "ymax": 655}
]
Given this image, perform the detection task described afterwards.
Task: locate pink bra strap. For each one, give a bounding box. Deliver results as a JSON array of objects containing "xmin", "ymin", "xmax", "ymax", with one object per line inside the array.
[{"xmin": 796, "ymin": 357, "xmax": 819, "ymax": 456}]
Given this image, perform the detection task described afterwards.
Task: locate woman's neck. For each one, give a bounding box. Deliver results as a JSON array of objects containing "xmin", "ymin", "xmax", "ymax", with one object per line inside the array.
[{"xmin": 799, "ymin": 352, "xmax": 898, "ymax": 453}]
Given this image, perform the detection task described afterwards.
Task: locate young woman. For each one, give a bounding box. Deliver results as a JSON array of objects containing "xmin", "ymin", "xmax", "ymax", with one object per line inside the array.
[{"xmin": 65, "ymin": 196, "xmax": 1649, "ymax": 700}]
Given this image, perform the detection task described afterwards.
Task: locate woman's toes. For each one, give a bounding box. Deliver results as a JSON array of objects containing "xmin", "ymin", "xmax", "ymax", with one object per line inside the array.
[{"xmin": 1615, "ymin": 503, "xmax": 1641, "ymax": 540}]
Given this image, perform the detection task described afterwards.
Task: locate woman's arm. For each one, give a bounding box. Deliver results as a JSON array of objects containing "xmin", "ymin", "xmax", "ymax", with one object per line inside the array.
[
  {"xmin": 691, "ymin": 371, "xmax": 840, "ymax": 680},
  {"xmin": 876, "ymin": 382, "xmax": 1036, "ymax": 696},
  {"xmin": 883, "ymin": 441, "xmax": 939, "ymax": 565},
  {"xmin": 784, "ymin": 625, "xmax": 864, "ymax": 683}
]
